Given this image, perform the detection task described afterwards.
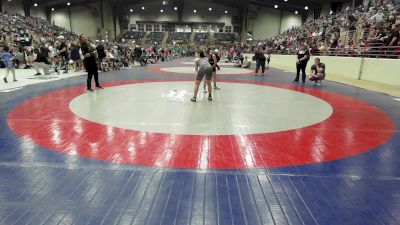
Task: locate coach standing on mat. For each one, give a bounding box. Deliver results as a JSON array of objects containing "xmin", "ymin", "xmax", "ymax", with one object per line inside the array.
[
  {"xmin": 254, "ymin": 47, "xmax": 266, "ymax": 76},
  {"xmin": 294, "ymin": 43, "xmax": 310, "ymax": 83},
  {"xmin": 79, "ymin": 34, "xmax": 103, "ymax": 91}
]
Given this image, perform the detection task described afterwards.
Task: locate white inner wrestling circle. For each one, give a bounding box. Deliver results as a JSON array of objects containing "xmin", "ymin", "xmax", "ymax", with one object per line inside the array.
[
  {"xmin": 69, "ymin": 82, "xmax": 333, "ymax": 135},
  {"xmin": 160, "ymin": 66, "xmax": 253, "ymax": 75},
  {"xmin": 181, "ymin": 61, "xmax": 235, "ymax": 66}
]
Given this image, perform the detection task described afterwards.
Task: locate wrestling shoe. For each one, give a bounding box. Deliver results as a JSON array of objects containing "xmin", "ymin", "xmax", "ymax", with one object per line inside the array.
[{"xmin": 191, "ymin": 97, "xmax": 197, "ymax": 102}]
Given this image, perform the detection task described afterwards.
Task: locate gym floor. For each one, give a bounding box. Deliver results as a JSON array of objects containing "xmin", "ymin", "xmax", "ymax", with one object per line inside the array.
[{"xmin": 0, "ymin": 58, "xmax": 399, "ymax": 225}]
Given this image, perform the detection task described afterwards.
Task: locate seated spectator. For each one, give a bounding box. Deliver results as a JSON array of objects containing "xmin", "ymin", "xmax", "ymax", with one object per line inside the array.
[
  {"xmin": 242, "ymin": 56, "xmax": 252, "ymax": 68},
  {"xmin": 309, "ymin": 58, "xmax": 326, "ymax": 85},
  {"xmin": 384, "ymin": 23, "xmax": 399, "ymax": 46}
]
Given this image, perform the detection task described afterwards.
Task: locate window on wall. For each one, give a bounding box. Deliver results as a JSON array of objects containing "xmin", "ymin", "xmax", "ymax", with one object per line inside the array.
[
  {"xmin": 154, "ymin": 25, "xmax": 160, "ymax": 32},
  {"xmin": 233, "ymin": 25, "xmax": 240, "ymax": 33},
  {"xmin": 225, "ymin": 26, "xmax": 232, "ymax": 33},
  {"xmin": 167, "ymin": 25, "xmax": 176, "ymax": 32},
  {"xmin": 146, "ymin": 25, "xmax": 152, "ymax": 32},
  {"xmin": 161, "ymin": 25, "xmax": 166, "ymax": 32},
  {"xmin": 138, "ymin": 24, "xmax": 144, "ymax": 32}
]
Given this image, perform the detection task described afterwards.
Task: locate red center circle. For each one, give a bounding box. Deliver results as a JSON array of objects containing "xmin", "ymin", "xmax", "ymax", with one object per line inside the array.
[{"xmin": 7, "ymin": 79, "xmax": 396, "ymax": 169}]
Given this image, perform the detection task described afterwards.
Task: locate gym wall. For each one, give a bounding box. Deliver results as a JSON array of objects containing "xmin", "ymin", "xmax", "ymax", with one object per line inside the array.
[
  {"xmin": 51, "ymin": 2, "xmax": 119, "ymax": 40},
  {"xmin": 249, "ymin": 7, "xmax": 302, "ymax": 40},
  {"xmin": 128, "ymin": 0, "xmax": 238, "ymax": 27},
  {"xmin": 2, "ymin": 0, "xmax": 25, "ymax": 16}
]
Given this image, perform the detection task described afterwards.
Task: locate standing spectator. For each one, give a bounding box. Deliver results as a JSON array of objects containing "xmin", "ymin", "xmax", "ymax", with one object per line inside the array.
[
  {"xmin": 254, "ymin": 47, "xmax": 266, "ymax": 76},
  {"xmin": 96, "ymin": 41, "xmax": 106, "ymax": 71},
  {"xmin": 1, "ymin": 46, "xmax": 17, "ymax": 83},
  {"xmin": 70, "ymin": 41, "xmax": 81, "ymax": 72},
  {"xmin": 58, "ymin": 36, "xmax": 69, "ymax": 74},
  {"xmin": 79, "ymin": 34, "xmax": 103, "ymax": 91},
  {"xmin": 294, "ymin": 43, "xmax": 310, "ymax": 83}
]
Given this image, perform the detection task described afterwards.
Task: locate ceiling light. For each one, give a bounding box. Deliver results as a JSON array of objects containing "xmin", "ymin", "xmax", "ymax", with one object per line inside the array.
[
  {"xmin": 225, "ymin": 10, "xmax": 228, "ymax": 14},
  {"xmin": 209, "ymin": 8, "xmax": 212, "ymax": 11},
  {"xmin": 162, "ymin": 1, "xmax": 167, "ymax": 5},
  {"xmin": 51, "ymin": 8, "xmax": 54, "ymax": 11},
  {"xmin": 305, "ymin": 6, "xmax": 309, "ymax": 10},
  {"xmin": 67, "ymin": 2, "xmax": 70, "ymax": 6},
  {"xmin": 142, "ymin": 6, "xmax": 145, "ymax": 10},
  {"xmin": 274, "ymin": 5, "xmax": 278, "ymax": 8},
  {"xmin": 194, "ymin": 9, "xmax": 197, "ymax": 13},
  {"xmin": 295, "ymin": 10, "xmax": 298, "ymax": 14},
  {"xmin": 174, "ymin": 6, "xmax": 178, "ymax": 10},
  {"xmin": 130, "ymin": 9, "xmax": 133, "ymax": 12},
  {"xmin": 33, "ymin": 3, "xmax": 37, "ymax": 6},
  {"xmin": 284, "ymin": 0, "xmax": 288, "ymax": 1},
  {"xmin": 160, "ymin": 9, "xmax": 164, "ymax": 12}
]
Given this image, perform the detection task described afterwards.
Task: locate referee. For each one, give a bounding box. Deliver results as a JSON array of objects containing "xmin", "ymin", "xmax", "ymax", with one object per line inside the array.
[
  {"xmin": 294, "ymin": 43, "xmax": 310, "ymax": 83},
  {"xmin": 79, "ymin": 34, "xmax": 103, "ymax": 91}
]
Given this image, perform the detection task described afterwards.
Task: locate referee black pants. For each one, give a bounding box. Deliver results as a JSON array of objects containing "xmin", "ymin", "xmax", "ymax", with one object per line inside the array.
[
  {"xmin": 256, "ymin": 60, "xmax": 266, "ymax": 74},
  {"xmin": 86, "ymin": 64, "xmax": 100, "ymax": 89},
  {"xmin": 295, "ymin": 62, "xmax": 307, "ymax": 82}
]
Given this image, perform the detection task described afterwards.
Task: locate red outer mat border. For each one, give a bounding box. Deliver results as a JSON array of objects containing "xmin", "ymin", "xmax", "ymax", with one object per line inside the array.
[{"xmin": 7, "ymin": 79, "xmax": 396, "ymax": 169}]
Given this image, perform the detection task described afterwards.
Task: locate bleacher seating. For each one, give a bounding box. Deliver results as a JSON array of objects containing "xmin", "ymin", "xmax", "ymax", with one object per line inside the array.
[
  {"xmin": 123, "ymin": 31, "xmax": 145, "ymax": 41},
  {"xmin": 215, "ymin": 33, "xmax": 237, "ymax": 42},
  {"xmin": 145, "ymin": 32, "xmax": 165, "ymax": 44},
  {"xmin": 168, "ymin": 32, "xmax": 191, "ymax": 43},
  {"xmin": 194, "ymin": 33, "xmax": 210, "ymax": 43}
]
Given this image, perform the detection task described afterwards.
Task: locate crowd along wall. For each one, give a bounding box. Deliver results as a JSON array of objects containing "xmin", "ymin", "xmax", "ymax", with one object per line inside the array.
[{"xmin": 244, "ymin": 54, "xmax": 400, "ymax": 86}]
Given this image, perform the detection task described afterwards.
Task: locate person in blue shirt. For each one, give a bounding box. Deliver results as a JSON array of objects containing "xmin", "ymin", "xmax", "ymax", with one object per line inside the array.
[{"xmin": 2, "ymin": 46, "xmax": 17, "ymax": 83}]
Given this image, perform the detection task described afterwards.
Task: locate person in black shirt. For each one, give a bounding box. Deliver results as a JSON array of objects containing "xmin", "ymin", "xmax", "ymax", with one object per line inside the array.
[
  {"xmin": 384, "ymin": 24, "xmax": 399, "ymax": 47},
  {"xmin": 294, "ymin": 43, "xmax": 310, "ymax": 83},
  {"xmin": 33, "ymin": 44, "xmax": 56, "ymax": 75},
  {"xmin": 79, "ymin": 34, "xmax": 103, "ymax": 91},
  {"xmin": 214, "ymin": 49, "xmax": 221, "ymax": 71},
  {"xmin": 70, "ymin": 42, "xmax": 81, "ymax": 72},
  {"xmin": 58, "ymin": 36, "xmax": 69, "ymax": 74},
  {"xmin": 96, "ymin": 42, "xmax": 106, "ymax": 71},
  {"xmin": 309, "ymin": 58, "xmax": 326, "ymax": 86},
  {"xmin": 254, "ymin": 47, "xmax": 266, "ymax": 76},
  {"xmin": 204, "ymin": 49, "xmax": 219, "ymax": 91}
]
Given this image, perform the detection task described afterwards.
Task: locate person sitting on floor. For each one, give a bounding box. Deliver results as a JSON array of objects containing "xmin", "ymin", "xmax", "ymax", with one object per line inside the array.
[
  {"xmin": 309, "ymin": 58, "xmax": 326, "ymax": 86},
  {"xmin": 242, "ymin": 56, "xmax": 252, "ymax": 68}
]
